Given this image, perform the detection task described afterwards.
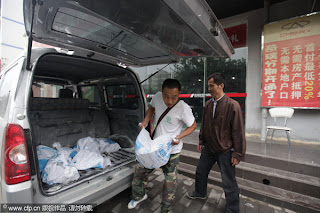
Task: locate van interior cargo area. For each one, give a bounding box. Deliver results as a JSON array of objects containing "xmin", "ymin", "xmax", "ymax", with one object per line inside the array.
[
  {"xmin": 41, "ymin": 149, "xmax": 136, "ymax": 194},
  {"xmin": 28, "ymin": 53, "xmax": 143, "ymax": 194}
]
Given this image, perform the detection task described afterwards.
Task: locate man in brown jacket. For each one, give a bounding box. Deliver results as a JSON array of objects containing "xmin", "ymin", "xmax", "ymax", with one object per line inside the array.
[{"xmin": 187, "ymin": 73, "xmax": 246, "ymax": 213}]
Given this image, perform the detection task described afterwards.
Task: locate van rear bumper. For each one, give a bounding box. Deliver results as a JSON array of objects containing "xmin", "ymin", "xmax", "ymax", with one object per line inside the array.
[{"xmin": 1, "ymin": 180, "xmax": 34, "ymax": 203}]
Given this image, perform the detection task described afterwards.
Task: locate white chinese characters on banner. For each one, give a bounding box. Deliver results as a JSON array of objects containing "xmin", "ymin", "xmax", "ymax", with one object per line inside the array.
[{"xmin": 262, "ymin": 13, "xmax": 320, "ymax": 108}]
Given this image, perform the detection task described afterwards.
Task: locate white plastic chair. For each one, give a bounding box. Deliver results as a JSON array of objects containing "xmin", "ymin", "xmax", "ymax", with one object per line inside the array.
[{"xmin": 265, "ymin": 107, "xmax": 294, "ymax": 147}]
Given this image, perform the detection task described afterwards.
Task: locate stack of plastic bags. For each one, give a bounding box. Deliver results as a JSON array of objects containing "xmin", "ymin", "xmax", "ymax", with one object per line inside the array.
[
  {"xmin": 38, "ymin": 137, "xmax": 121, "ymax": 185},
  {"xmin": 72, "ymin": 137, "xmax": 121, "ymax": 170}
]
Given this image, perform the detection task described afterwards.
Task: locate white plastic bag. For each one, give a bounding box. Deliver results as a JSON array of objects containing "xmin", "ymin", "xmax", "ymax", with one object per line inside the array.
[
  {"xmin": 72, "ymin": 149, "xmax": 111, "ymax": 170},
  {"xmin": 71, "ymin": 137, "xmax": 114, "ymax": 170},
  {"xmin": 97, "ymin": 138, "xmax": 121, "ymax": 153},
  {"xmin": 37, "ymin": 145, "xmax": 58, "ymax": 172},
  {"xmin": 76, "ymin": 137, "xmax": 121, "ymax": 154},
  {"xmin": 52, "ymin": 142, "xmax": 78, "ymax": 158},
  {"xmin": 135, "ymin": 128, "xmax": 173, "ymax": 169},
  {"xmin": 42, "ymin": 151, "xmax": 80, "ymax": 185},
  {"xmin": 75, "ymin": 137, "xmax": 100, "ymax": 153}
]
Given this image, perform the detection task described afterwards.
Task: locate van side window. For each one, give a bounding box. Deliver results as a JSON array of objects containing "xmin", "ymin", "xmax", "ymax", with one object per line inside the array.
[
  {"xmin": 105, "ymin": 84, "xmax": 139, "ymax": 109},
  {"xmin": 80, "ymin": 85, "xmax": 101, "ymax": 107},
  {"xmin": 0, "ymin": 64, "xmax": 18, "ymax": 117},
  {"xmin": 32, "ymin": 82, "xmax": 63, "ymax": 98}
]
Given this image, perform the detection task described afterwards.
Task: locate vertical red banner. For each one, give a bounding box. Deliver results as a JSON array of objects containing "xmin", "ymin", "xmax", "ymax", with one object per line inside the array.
[{"xmin": 262, "ymin": 14, "xmax": 320, "ymax": 108}]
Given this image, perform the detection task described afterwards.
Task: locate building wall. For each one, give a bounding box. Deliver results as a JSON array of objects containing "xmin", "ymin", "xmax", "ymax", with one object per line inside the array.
[
  {"xmin": 220, "ymin": 9, "xmax": 265, "ymax": 136},
  {"xmin": 220, "ymin": 1, "xmax": 320, "ymax": 143},
  {"xmin": 1, "ymin": 0, "xmax": 318, "ymax": 142},
  {"xmin": 0, "ymin": 0, "xmax": 26, "ymax": 70},
  {"xmin": 267, "ymin": 0, "xmax": 320, "ymax": 142}
]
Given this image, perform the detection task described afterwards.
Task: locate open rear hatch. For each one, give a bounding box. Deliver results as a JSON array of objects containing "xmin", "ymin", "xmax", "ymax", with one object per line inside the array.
[{"xmin": 24, "ymin": 0, "xmax": 234, "ymax": 67}]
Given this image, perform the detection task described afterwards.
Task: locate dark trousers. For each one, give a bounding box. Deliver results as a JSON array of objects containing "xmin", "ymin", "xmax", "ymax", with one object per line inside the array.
[{"xmin": 195, "ymin": 146, "xmax": 239, "ymax": 213}]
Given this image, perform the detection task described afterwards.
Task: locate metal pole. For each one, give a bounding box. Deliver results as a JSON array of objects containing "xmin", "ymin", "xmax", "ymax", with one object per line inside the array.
[
  {"xmin": 261, "ymin": 108, "xmax": 268, "ymax": 140},
  {"xmin": 203, "ymin": 57, "xmax": 207, "ymax": 107}
]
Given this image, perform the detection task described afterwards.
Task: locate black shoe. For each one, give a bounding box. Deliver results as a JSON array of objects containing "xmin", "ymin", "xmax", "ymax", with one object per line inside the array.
[{"xmin": 187, "ymin": 191, "xmax": 207, "ymax": 199}]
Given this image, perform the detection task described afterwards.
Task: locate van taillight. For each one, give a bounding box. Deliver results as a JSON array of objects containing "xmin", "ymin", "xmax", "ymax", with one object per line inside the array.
[{"xmin": 2, "ymin": 124, "xmax": 30, "ymax": 184}]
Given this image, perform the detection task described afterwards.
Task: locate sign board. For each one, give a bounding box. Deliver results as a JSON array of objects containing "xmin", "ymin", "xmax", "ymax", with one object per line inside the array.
[
  {"xmin": 224, "ymin": 24, "xmax": 247, "ymax": 48},
  {"xmin": 261, "ymin": 13, "xmax": 320, "ymax": 108}
]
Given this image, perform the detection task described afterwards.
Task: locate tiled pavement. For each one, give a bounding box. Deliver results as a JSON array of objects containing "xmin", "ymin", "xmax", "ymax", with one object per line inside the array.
[
  {"xmin": 93, "ymin": 171, "xmax": 295, "ymax": 213},
  {"xmin": 92, "ymin": 131, "xmax": 319, "ymax": 213}
]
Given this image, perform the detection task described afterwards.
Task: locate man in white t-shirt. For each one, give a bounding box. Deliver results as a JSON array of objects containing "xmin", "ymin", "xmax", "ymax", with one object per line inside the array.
[{"xmin": 128, "ymin": 79, "xmax": 197, "ymax": 213}]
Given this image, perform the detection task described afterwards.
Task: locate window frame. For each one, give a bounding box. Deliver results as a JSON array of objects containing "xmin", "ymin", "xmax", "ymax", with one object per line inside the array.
[
  {"xmin": 78, "ymin": 84, "xmax": 102, "ymax": 107},
  {"xmin": 104, "ymin": 84, "xmax": 139, "ymax": 109}
]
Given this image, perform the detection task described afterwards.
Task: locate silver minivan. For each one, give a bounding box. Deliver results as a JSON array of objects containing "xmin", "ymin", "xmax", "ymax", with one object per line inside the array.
[{"xmin": 0, "ymin": 0, "xmax": 233, "ymax": 208}]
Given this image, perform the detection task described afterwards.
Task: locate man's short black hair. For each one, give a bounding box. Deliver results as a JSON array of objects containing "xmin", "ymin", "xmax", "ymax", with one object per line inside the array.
[
  {"xmin": 162, "ymin": 79, "xmax": 181, "ymax": 91},
  {"xmin": 207, "ymin": 73, "xmax": 226, "ymax": 90}
]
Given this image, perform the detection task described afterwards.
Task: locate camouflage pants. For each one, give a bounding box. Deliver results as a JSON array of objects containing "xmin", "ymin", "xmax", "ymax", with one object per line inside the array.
[{"xmin": 132, "ymin": 153, "xmax": 180, "ymax": 213}]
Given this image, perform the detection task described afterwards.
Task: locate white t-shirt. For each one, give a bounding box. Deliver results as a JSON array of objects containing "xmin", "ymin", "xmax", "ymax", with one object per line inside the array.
[{"xmin": 150, "ymin": 92, "xmax": 195, "ymax": 154}]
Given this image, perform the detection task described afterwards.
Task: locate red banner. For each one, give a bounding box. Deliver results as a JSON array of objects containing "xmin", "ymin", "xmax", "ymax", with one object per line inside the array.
[
  {"xmin": 261, "ymin": 14, "xmax": 320, "ymax": 108},
  {"xmin": 224, "ymin": 24, "xmax": 247, "ymax": 48}
]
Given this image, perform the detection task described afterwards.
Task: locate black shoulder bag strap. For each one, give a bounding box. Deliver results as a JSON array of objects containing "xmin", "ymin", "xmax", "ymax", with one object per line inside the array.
[{"xmin": 151, "ymin": 100, "xmax": 180, "ymax": 139}]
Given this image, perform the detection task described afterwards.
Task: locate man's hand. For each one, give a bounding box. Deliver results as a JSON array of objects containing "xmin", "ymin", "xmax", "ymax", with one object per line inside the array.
[
  {"xmin": 138, "ymin": 121, "xmax": 148, "ymax": 129},
  {"xmin": 231, "ymin": 157, "xmax": 240, "ymax": 166},
  {"xmin": 197, "ymin": 145, "xmax": 203, "ymax": 152},
  {"xmin": 172, "ymin": 137, "xmax": 180, "ymax": 145}
]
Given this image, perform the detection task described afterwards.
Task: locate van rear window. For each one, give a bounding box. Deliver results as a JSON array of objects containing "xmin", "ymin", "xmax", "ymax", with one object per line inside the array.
[
  {"xmin": 105, "ymin": 84, "xmax": 138, "ymax": 109},
  {"xmin": 80, "ymin": 85, "xmax": 101, "ymax": 107},
  {"xmin": 52, "ymin": 7, "xmax": 168, "ymax": 59},
  {"xmin": 52, "ymin": 4, "xmax": 211, "ymax": 59},
  {"xmin": 32, "ymin": 82, "xmax": 64, "ymax": 98}
]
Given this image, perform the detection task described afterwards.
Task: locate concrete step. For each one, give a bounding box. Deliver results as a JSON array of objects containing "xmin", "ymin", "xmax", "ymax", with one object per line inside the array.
[
  {"xmin": 178, "ymin": 162, "xmax": 320, "ymax": 213},
  {"xmin": 180, "ymin": 149, "xmax": 320, "ymax": 199},
  {"xmin": 182, "ymin": 142, "xmax": 320, "ymax": 178}
]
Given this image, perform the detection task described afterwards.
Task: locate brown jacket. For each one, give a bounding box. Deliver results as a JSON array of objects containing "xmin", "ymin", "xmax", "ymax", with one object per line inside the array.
[{"xmin": 199, "ymin": 95, "xmax": 246, "ymax": 161}]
